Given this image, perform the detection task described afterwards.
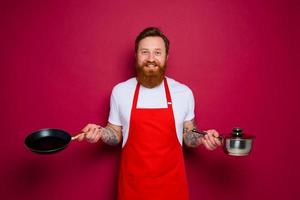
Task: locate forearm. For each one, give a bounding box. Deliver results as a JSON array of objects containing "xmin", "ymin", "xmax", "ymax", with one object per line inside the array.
[
  {"xmin": 183, "ymin": 129, "xmax": 202, "ymax": 148},
  {"xmin": 182, "ymin": 119, "xmax": 202, "ymax": 148},
  {"xmin": 101, "ymin": 126, "xmax": 122, "ymax": 146}
]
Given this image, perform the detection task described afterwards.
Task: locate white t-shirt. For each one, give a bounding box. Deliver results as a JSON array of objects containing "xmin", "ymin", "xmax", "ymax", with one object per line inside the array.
[{"xmin": 108, "ymin": 77, "xmax": 195, "ymax": 147}]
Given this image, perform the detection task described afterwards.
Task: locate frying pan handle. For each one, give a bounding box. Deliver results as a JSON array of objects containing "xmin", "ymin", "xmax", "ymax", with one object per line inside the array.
[
  {"xmin": 71, "ymin": 126, "xmax": 102, "ymax": 141},
  {"xmin": 71, "ymin": 133, "xmax": 86, "ymax": 140}
]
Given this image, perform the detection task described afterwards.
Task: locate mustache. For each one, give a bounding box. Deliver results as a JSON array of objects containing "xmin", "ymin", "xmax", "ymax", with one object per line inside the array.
[{"xmin": 144, "ymin": 61, "xmax": 158, "ymax": 66}]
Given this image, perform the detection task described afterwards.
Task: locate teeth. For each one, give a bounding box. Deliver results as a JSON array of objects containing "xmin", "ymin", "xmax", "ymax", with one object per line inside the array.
[{"xmin": 147, "ymin": 64, "xmax": 156, "ymax": 67}]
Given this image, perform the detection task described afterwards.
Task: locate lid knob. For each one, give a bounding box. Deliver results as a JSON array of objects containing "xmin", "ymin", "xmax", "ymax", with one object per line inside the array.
[{"xmin": 232, "ymin": 127, "xmax": 243, "ymax": 137}]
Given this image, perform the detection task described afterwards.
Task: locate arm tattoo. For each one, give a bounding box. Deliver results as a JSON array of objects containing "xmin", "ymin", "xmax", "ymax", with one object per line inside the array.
[
  {"xmin": 183, "ymin": 120, "xmax": 202, "ymax": 147},
  {"xmin": 101, "ymin": 126, "xmax": 120, "ymax": 146},
  {"xmin": 183, "ymin": 131, "xmax": 202, "ymax": 147}
]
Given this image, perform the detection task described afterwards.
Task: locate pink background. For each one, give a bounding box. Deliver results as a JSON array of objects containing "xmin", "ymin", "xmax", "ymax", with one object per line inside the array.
[{"xmin": 1, "ymin": 0, "xmax": 299, "ymax": 199}]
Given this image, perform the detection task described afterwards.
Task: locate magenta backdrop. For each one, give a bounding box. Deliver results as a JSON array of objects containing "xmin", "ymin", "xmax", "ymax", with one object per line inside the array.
[{"xmin": 1, "ymin": 0, "xmax": 299, "ymax": 200}]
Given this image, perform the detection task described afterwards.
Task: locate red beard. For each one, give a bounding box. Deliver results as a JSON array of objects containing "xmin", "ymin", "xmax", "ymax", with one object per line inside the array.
[{"xmin": 136, "ymin": 60, "xmax": 166, "ymax": 88}]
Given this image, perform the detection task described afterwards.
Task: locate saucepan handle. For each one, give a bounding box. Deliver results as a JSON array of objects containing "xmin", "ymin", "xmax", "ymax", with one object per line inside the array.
[{"xmin": 191, "ymin": 129, "xmax": 224, "ymax": 143}]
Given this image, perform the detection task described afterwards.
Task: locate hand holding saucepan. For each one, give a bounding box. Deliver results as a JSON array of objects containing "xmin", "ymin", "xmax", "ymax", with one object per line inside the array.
[
  {"xmin": 193, "ymin": 128, "xmax": 254, "ymax": 156},
  {"xmin": 199, "ymin": 129, "xmax": 222, "ymax": 150}
]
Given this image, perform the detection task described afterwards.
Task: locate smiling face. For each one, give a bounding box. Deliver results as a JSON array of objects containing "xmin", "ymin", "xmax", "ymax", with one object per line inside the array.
[{"xmin": 135, "ymin": 36, "xmax": 168, "ymax": 88}]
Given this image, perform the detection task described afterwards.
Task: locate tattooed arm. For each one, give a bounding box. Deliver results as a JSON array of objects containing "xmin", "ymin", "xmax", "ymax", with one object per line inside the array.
[
  {"xmin": 100, "ymin": 123, "xmax": 122, "ymax": 145},
  {"xmin": 182, "ymin": 119, "xmax": 202, "ymax": 148},
  {"xmin": 78, "ymin": 123, "xmax": 122, "ymax": 146}
]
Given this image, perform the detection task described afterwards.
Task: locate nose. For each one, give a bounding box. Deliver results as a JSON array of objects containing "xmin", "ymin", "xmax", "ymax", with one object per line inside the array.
[{"xmin": 147, "ymin": 52, "xmax": 155, "ymax": 62}]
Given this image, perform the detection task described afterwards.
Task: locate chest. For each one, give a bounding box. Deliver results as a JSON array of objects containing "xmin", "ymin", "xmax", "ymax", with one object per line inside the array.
[
  {"xmin": 119, "ymin": 88, "xmax": 188, "ymax": 125},
  {"xmin": 136, "ymin": 86, "xmax": 168, "ymax": 108}
]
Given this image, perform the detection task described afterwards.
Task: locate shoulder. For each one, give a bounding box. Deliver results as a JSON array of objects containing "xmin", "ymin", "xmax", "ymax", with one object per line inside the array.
[
  {"xmin": 166, "ymin": 77, "xmax": 193, "ymax": 96},
  {"xmin": 112, "ymin": 77, "xmax": 137, "ymax": 96}
]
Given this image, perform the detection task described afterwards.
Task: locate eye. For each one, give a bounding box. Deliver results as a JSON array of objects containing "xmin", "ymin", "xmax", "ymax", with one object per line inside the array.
[
  {"xmin": 141, "ymin": 50, "xmax": 149, "ymax": 55},
  {"xmin": 155, "ymin": 51, "xmax": 162, "ymax": 56}
]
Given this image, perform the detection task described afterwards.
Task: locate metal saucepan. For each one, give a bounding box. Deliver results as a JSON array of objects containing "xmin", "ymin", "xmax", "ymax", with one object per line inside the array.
[
  {"xmin": 192, "ymin": 127, "xmax": 254, "ymax": 156},
  {"xmin": 24, "ymin": 128, "xmax": 83, "ymax": 154}
]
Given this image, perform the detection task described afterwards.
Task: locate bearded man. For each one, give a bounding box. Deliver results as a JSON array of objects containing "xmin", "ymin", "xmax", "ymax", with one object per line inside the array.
[{"xmin": 77, "ymin": 27, "xmax": 221, "ymax": 200}]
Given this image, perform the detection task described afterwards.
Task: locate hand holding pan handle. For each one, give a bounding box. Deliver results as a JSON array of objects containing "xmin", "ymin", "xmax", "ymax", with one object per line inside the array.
[{"xmin": 71, "ymin": 132, "xmax": 86, "ymax": 141}]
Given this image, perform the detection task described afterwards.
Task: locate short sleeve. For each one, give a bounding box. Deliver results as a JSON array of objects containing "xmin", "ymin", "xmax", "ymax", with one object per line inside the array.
[
  {"xmin": 108, "ymin": 90, "xmax": 122, "ymax": 126},
  {"xmin": 184, "ymin": 88, "xmax": 195, "ymax": 122}
]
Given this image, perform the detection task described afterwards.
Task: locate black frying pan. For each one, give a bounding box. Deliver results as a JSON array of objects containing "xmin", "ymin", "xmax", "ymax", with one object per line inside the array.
[{"xmin": 25, "ymin": 128, "xmax": 82, "ymax": 154}]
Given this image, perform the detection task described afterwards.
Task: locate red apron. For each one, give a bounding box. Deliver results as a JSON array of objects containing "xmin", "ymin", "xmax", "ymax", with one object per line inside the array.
[{"xmin": 118, "ymin": 78, "xmax": 189, "ymax": 200}]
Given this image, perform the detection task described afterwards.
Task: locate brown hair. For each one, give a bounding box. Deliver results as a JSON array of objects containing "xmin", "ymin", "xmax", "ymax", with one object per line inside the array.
[{"xmin": 135, "ymin": 27, "xmax": 170, "ymax": 54}]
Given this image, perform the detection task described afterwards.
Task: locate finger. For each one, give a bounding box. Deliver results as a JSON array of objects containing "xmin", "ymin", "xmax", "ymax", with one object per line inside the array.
[
  {"xmin": 207, "ymin": 132, "xmax": 218, "ymax": 146},
  {"xmin": 90, "ymin": 126, "xmax": 103, "ymax": 143},
  {"xmin": 76, "ymin": 133, "xmax": 85, "ymax": 142},
  {"xmin": 206, "ymin": 129, "xmax": 216, "ymax": 136},
  {"xmin": 87, "ymin": 128, "xmax": 95, "ymax": 142},
  {"xmin": 81, "ymin": 124, "xmax": 91, "ymax": 133},
  {"xmin": 200, "ymin": 137, "xmax": 209, "ymax": 149},
  {"xmin": 204, "ymin": 134, "xmax": 215, "ymax": 147},
  {"xmin": 91, "ymin": 130, "xmax": 102, "ymax": 143},
  {"xmin": 82, "ymin": 123, "xmax": 98, "ymax": 133},
  {"xmin": 86, "ymin": 127, "xmax": 96, "ymax": 143},
  {"xmin": 214, "ymin": 137, "xmax": 222, "ymax": 146},
  {"xmin": 210, "ymin": 129, "xmax": 219, "ymax": 138},
  {"xmin": 206, "ymin": 130, "xmax": 220, "ymax": 146},
  {"xmin": 85, "ymin": 130, "xmax": 93, "ymax": 141},
  {"xmin": 209, "ymin": 130, "xmax": 222, "ymax": 146},
  {"xmin": 203, "ymin": 135, "xmax": 215, "ymax": 150},
  {"xmin": 89, "ymin": 127, "xmax": 100, "ymax": 143},
  {"xmin": 202, "ymin": 140, "xmax": 214, "ymax": 150}
]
